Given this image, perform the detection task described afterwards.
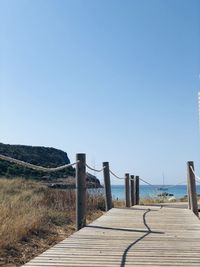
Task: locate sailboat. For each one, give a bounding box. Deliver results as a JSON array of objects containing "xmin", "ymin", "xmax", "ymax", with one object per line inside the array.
[
  {"xmin": 157, "ymin": 173, "xmax": 168, "ymax": 191},
  {"xmin": 157, "ymin": 173, "xmax": 174, "ymax": 197}
]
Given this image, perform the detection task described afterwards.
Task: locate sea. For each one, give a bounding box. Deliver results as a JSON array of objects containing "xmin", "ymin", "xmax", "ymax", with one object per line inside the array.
[{"xmin": 110, "ymin": 184, "xmax": 200, "ymax": 200}]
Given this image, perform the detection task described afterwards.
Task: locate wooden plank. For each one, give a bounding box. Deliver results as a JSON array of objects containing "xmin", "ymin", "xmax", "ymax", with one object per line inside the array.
[{"xmin": 23, "ymin": 204, "xmax": 200, "ymax": 267}]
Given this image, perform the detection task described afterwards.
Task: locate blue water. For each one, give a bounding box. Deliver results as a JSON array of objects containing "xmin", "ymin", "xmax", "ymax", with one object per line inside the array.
[{"xmin": 111, "ymin": 185, "xmax": 200, "ymax": 200}]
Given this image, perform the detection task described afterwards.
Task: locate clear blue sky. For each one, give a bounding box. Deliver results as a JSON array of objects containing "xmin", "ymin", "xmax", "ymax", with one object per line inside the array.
[{"xmin": 0, "ymin": 0, "xmax": 200, "ymax": 184}]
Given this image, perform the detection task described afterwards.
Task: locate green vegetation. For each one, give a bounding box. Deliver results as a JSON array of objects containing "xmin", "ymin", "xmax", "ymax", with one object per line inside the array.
[{"xmin": 0, "ymin": 142, "xmax": 75, "ymax": 179}]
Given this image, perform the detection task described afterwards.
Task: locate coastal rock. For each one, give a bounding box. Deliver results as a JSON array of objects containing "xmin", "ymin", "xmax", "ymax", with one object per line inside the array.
[{"xmin": 0, "ymin": 143, "xmax": 102, "ymax": 188}]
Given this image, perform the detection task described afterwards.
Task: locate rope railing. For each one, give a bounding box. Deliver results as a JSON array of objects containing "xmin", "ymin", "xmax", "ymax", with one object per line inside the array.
[
  {"xmin": 0, "ymin": 153, "xmax": 186, "ymax": 192},
  {"xmin": 136, "ymin": 176, "xmax": 186, "ymax": 191},
  {"xmin": 0, "ymin": 154, "xmax": 78, "ymax": 172},
  {"xmin": 143, "ymin": 179, "xmax": 160, "ymax": 196},
  {"xmin": 190, "ymin": 165, "xmax": 200, "ymax": 182},
  {"xmin": 85, "ymin": 163, "xmax": 105, "ymax": 173},
  {"xmin": 138, "ymin": 177, "xmax": 159, "ymax": 194},
  {"xmin": 109, "ymin": 169, "xmax": 125, "ymax": 180},
  {"xmin": 129, "ymin": 176, "xmax": 187, "ymax": 199},
  {"xmin": 0, "ymin": 154, "xmax": 109, "ymax": 174},
  {"xmin": 129, "ymin": 176, "xmax": 159, "ymax": 195},
  {"xmin": 137, "ymin": 177, "xmax": 154, "ymax": 187},
  {"xmin": 2, "ymin": 151, "xmax": 198, "ymax": 228},
  {"xmin": 108, "ymin": 168, "xmax": 181, "ymax": 198}
]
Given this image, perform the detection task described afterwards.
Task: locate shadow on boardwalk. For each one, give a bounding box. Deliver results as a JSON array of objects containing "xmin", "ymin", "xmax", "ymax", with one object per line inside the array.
[
  {"xmin": 120, "ymin": 209, "xmax": 156, "ymax": 267},
  {"xmin": 88, "ymin": 208, "xmax": 164, "ymax": 267}
]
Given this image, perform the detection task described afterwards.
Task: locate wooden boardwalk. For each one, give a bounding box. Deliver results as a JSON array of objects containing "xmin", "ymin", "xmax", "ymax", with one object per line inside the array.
[{"xmin": 23, "ymin": 205, "xmax": 200, "ymax": 267}]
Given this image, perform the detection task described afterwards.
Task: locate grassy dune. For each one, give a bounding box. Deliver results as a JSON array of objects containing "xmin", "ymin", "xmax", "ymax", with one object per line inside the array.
[{"xmin": 0, "ymin": 178, "xmax": 105, "ymax": 266}]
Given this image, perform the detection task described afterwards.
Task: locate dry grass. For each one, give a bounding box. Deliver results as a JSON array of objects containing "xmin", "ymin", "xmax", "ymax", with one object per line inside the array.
[
  {"xmin": 139, "ymin": 196, "xmax": 174, "ymax": 205},
  {"xmin": 0, "ymin": 178, "xmax": 105, "ymax": 266},
  {"xmin": 113, "ymin": 196, "xmax": 187, "ymax": 207},
  {"xmin": 112, "ymin": 196, "xmax": 173, "ymax": 208},
  {"xmin": 179, "ymin": 195, "xmax": 200, "ymax": 202},
  {"xmin": 112, "ymin": 199, "xmax": 125, "ymax": 208},
  {"xmin": 1, "ymin": 179, "xmax": 196, "ymax": 266}
]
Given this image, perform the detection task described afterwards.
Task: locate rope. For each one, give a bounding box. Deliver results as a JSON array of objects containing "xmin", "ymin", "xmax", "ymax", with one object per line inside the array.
[
  {"xmin": 109, "ymin": 169, "xmax": 125, "ymax": 180},
  {"xmin": 130, "ymin": 176, "xmax": 186, "ymax": 197},
  {"xmin": 130, "ymin": 176, "xmax": 157, "ymax": 189},
  {"xmin": 0, "ymin": 154, "xmax": 78, "ymax": 172},
  {"xmin": 139, "ymin": 177, "xmax": 154, "ymax": 187},
  {"xmin": 138, "ymin": 177, "xmax": 159, "ymax": 195},
  {"xmin": 86, "ymin": 163, "xmax": 105, "ymax": 173},
  {"xmin": 190, "ymin": 166, "xmax": 200, "ymax": 182},
  {"xmin": 130, "ymin": 175, "xmax": 186, "ymax": 194}
]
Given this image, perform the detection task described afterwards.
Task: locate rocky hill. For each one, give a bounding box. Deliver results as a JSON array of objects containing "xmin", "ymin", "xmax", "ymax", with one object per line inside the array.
[{"xmin": 0, "ymin": 143, "xmax": 102, "ymax": 188}]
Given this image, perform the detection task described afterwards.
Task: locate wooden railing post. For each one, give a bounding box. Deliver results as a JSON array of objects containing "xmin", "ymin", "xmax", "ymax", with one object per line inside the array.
[
  {"xmin": 134, "ymin": 176, "xmax": 139, "ymax": 205},
  {"xmin": 103, "ymin": 162, "xmax": 112, "ymax": 211},
  {"xmin": 187, "ymin": 167, "xmax": 191, "ymax": 210},
  {"xmin": 130, "ymin": 175, "xmax": 135, "ymax": 206},
  {"xmin": 76, "ymin": 153, "xmax": 86, "ymax": 230},
  {"xmin": 187, "ymin": 161, "xmax": 198, "ymax": 216},
  {"xmin": 125, "ymin": 173, "xmax": 130, "ymax": 207}
]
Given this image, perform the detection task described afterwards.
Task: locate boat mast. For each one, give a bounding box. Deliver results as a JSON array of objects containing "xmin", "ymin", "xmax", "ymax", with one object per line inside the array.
[{"xmin": 162, "ymin": 172, "xmax": 165, "ymax": 186}]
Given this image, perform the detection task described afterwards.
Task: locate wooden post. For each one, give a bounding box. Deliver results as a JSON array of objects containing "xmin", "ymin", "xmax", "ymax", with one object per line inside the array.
[
  {"xmin": 103, "ymin": 162, "xmax": 112, "ymax": 211},
  {"xmin": 130, "ymin": 175, "xmax": 135, "ymax": 206},
  {"xmin": 76, "ymin": 153, "xmax": 87, "ymax": 230},
  {"xmin": 135, "ymin": 176, "xmax": 140, "ymax": 205},
  {"xmin": 187, "ymin": 161, "xmax": 198, "ymax": 216},
  {"xmin": 187, "ymin": 167, "xmax": 191, "ymax": 210},
  {"xmin": 134, "ymin": 176, "xmax": 137, "ymax": 205},
  {"xmin": 125, "ymin": 173, "xmax": 130, "ymax": 207}
]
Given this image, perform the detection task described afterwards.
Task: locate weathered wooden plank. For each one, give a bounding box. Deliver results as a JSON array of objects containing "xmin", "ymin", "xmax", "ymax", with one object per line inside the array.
[{"xmin": 23, "ymin": 204, "xmax": 200, "ymax": 267}]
